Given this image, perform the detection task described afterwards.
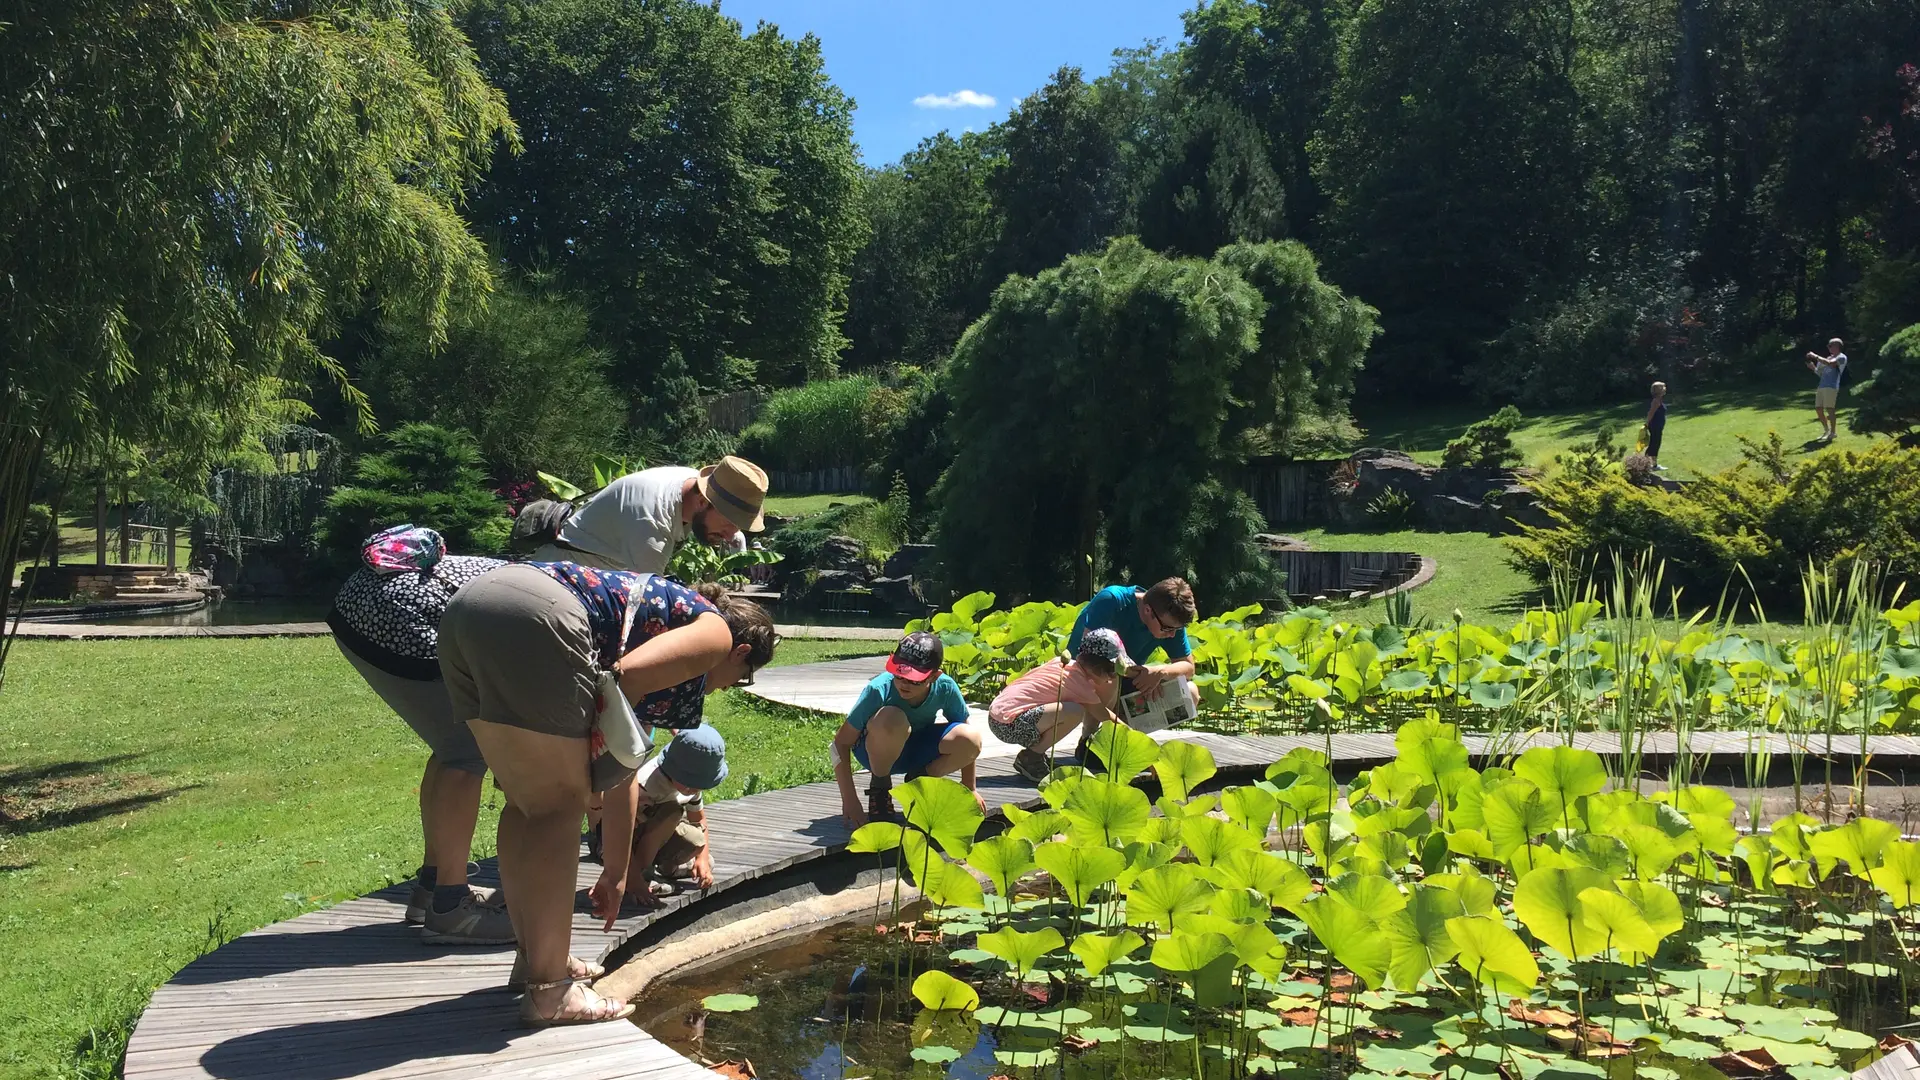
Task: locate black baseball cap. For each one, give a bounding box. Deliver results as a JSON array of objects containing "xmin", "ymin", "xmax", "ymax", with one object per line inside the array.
[{"xmin": 886, "ymin": 630, "xmax": 944, "ymax": 681}]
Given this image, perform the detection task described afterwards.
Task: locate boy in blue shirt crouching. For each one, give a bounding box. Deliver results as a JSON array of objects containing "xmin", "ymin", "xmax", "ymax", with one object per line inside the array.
[{"xmin": 833, "ymin": 631, "xmax": 984, "ymax": 827}]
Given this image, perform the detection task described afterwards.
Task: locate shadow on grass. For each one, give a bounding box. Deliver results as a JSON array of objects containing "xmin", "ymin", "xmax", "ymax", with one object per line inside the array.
[{"xmin": 0, "ymin": 753, "xmax": 198, "ymax": 836}]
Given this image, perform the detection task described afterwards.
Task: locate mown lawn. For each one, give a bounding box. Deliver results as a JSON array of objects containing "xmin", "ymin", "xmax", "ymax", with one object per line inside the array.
[
  {"xmin": 1294, "ymin": 527, "xmax": 1537, "ymax": 626},
  {"xmin": 1355, "ymin": 379, "xmax": 1873, "ymax": 479},
  {"xmin": 0, "ymin": 635, "xmax": 882, "ymax": 1080},
  {"xmin": 762, "ymin": 492, "xmax": 872, "ymax": 519}
]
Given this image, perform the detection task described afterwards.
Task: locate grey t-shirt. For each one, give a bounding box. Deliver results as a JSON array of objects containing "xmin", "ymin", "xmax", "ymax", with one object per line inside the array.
[{"xmin": 552, "ymin": 466, "xmax": 699, "ymax": 574}]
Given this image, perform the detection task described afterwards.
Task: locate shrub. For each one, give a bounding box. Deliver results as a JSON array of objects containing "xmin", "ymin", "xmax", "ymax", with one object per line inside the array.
[
  {"xmin": 1508, "ymin": 436, "xmax": 1920, "ymax": 603},
  {"xmin": 322, "ymin": 424, "xmax": 509, "ymax": 559},
  {"xmin": 739, "ymin": 376, "xmax": 905, "ymax": 475},
  {"xmin": 1852, "ymin": 322, "xmax": 1920, "ymax": 445},
  {"xmin": 1364, "ymin": 486, "xmax": 1416, "ymax": 527},
  {"xmin": 1442, "ymin": 406, "xmax": 1524, "ymax": 468}
]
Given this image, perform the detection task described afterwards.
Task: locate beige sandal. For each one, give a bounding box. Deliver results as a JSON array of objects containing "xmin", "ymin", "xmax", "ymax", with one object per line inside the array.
[
  {"xmin": 517, "ymin": 977, "xmax": 634, "ymax": 1028},
  {"xmin": 508, "ymin": 952, "xmax": 605, "ymax": 992}
]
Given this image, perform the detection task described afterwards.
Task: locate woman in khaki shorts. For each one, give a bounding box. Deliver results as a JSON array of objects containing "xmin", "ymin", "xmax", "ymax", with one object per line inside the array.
[{"xmin": 438, "ymin": 561, "xmax": 774, "ymax": 1027}]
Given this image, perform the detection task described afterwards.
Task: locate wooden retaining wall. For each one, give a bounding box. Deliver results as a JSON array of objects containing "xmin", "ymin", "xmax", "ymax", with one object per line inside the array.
[
  {"xmin": 1241, "ymin": 457, "xmax": 1346, "ymax": 526},
  {"xmin": 768, "ymin": 465, "xmax": 861, "ymax": 494},
  {"xmin": 1269, "ymin": 549, "xmax": 1420, "ymax": 600}
]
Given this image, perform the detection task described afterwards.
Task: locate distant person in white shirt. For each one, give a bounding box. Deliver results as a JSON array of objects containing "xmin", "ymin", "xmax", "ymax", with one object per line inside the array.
[
  {"xmin": 1805, "ymin": 338, "xmax": 1849, "ymax": 443},
  {"xmin": 532, "ymin": 456, "xmax": 769, "ymax": 573}
]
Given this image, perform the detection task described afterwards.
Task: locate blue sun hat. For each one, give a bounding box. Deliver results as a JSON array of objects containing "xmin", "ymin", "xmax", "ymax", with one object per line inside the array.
[{"xmin": 660, "ymin": 724, "xmax": 728, "ymax": 790}]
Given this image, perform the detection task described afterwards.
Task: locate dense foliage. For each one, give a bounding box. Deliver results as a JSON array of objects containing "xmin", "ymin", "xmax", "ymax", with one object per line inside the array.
[
  {"xmin": 843, "ymin": 727, "xmax": 1915, "ymax": 1077},
  {"xmin": 1510, "ymin": 438, "xmax": 1920, "ymax": 601},
  {"xmin": 1441, "ymin": 408, "xmax": 1525, "ymax": 470},
  {"xmin": 0, "ymin": 0, "xmax": 512, "ymax": 677},
  {"xmin": 460, "ymin": 0, "xmax": 866, "ymax": 404},
  {"xmin": 355, "ymin": 270, "xmax": 624, "ymax": 482},
  {"xmin": 322, "ymin": 424, "xmax": 509, "ymax": 560},
  {"xmin": 916, "ymin": 589, "xmax": 1920, "ymax": 737},
  {"xmin": 739, "ymin": 377, "xmax": 907, "ymax": 475},
  {"xmin": 841, "ymin": 2, "xmax": 1920, "ymax": 405},
  {"xmin": 1851, "ymin": 323, "xmax": 1920, "ymax": 444},
  {"xmin": 933, "ymin": 237, "xmax": 1376, "ymax": 610}
]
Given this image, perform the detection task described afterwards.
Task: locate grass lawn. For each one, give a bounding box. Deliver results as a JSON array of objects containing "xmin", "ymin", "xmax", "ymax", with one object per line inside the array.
[
  {"xmin": 1295, "ymin": 527, "xmax": 1537, "ymax": 626},
  {"xmin": 1354, "ymin": 379, "xmax": 1873, "ymax": 479},
  {"xmin": 0, "ymin": 635, "xmax": 883, "ymax": 1080},
  {"xmin": 763, "ymin": 492, "xmax": 872, "ymax": 519}
]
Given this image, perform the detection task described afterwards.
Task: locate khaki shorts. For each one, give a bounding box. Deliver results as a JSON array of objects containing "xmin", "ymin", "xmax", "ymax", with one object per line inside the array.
[
  {"xmin": 438, "ymin": 564, "xmax": 598, "ymax": 741},
  {"xmin": 1816, "ymin": 386, "xmax": 1839, "ymax": 409},
  {"xmin": 337, "ymin": 642, "xmax": 487, "ymax": 775},
  {"xmin": 639, "ymin": 803, "xmax": 707, "ymax": 875}
]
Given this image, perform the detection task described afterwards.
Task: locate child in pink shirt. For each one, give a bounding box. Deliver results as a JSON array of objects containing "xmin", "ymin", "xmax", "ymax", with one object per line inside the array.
[{"xmin": 990, "ymin": 628, "xmax": 1131, "ymax": 782}]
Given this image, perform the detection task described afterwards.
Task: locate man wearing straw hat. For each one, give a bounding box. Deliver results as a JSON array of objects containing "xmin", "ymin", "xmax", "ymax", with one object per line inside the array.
[{"xmin": 530, "ymin": 456, "xmax": 769, "ymax": 575}]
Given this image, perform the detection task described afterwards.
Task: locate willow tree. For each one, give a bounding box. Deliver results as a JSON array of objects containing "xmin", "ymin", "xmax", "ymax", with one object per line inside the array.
[
  {"xmin": 931, "ymin": 236, "xmax": 1376, "ymax": 611},
  {"xmin": 0, "ymin": 2, "xmax": 515, "ymax": 680}
]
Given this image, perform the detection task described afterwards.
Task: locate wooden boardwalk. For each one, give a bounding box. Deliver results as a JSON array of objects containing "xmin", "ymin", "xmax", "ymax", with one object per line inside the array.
[{"xmin": 122, "ymin": 656, "xmax": 1920, "ymax": 1080}]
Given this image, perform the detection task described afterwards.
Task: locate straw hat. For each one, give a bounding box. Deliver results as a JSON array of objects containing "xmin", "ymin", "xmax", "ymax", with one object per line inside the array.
[{"xmin": 697, "ymin": 456, "xmax": 768, "ymax": 533}]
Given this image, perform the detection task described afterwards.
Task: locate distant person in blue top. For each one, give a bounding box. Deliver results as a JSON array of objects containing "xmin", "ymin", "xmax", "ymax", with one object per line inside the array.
[
  {"xmin": 833, "ymin": 631, "xmax": 984, "ymax": 827},
  {"xmin": 1068, "ymin": 578, "xmax": 1201, "ymax": 743}
]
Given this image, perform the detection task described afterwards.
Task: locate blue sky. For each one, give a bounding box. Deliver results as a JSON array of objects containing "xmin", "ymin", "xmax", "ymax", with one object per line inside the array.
[{"xmin": 716, "ymin": 0, "xmax": 1191, "ymax": 165}]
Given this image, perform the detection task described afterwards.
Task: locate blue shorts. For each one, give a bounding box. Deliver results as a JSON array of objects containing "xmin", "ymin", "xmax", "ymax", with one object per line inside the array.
[{"xmin": 853, "ymin": 719, "xmax": 963, "ymax": 777}]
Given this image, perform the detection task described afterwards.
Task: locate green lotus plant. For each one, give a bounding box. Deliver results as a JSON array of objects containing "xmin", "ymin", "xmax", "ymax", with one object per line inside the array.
[{"xmin": 848, "ymin": 717, "xmax": 1910, "ymax": 1080}]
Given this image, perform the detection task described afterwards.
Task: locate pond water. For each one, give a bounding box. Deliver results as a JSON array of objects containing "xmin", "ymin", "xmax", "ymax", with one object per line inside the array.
[
  {"xmin": 107, "ymin": 598, "xmax": 334, "ymax": 626},
  {"xmin": 634, "ymin": 886, "xmax": 1908, "ymax": 1080}
]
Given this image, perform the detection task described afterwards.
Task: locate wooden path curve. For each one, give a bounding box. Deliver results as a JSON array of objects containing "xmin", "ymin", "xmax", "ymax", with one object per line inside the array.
[{"xmin": 122, "ymin": 656, "xmax": 1920, "ymax": 1080}]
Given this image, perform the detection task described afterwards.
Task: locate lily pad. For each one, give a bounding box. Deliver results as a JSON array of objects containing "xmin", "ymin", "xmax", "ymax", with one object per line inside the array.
[
  {"xmin": 909, "ymin": 1046, "xmax": 961, "ymax": 1064},
  {"xmin": 1724, "ymin": 1035, "xmax": 1836, "ymax": 1067},
  {"xmin": 1659, "ymin": 1038, "xmax": 1721, "ymax": 1060},
  {"xmin": 1258, "ymin": 1025, "xmax": 1328, "ymax": 1051},
  {"xmin": 1786, "ymin": 1067, "xmax": 1851, "ymax": 1080},
  {"xmin": 1844, "ymin": 961, "xmax": 1898, "ymax": 978},
  {"xmin": 1356, "ymin": 1043, "xmax": 1446, "ymax": 1076},
  {"xmin": 993, "ymin": 1048, "xmax": 1058, "ymax": 1067},
  {"xmin": 1820, "ymin": 1028, "xmax": 1877, "ymax": 1052},
  {"xmin": 700, "ymin": 993, "xmax": 759, "ymax": 1012},
  {"xmin": 1671, "ymin": 1015, "xmax": 1737, "ymax": 1038}
]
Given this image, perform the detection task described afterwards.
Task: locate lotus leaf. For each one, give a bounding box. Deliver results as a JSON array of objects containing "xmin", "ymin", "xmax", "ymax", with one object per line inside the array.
[
  {"xmin": 1085, "ymin": 721, "xmax": 1161, "ymax": 779},
  {"xmin": 1114, "ymin": 839, "xmax": 1178, "ymax": 890},
  {"xmin": 1001, "ymin": 804, "xmax": 1067, "ymax": 844},
  {"xmin": 1299, "ymin": 893, "xmax": 1391, "ymax": 989},
  {"xmin": 1070, "ymin": 929, "xmax": 1145, "ymax": 977},
  {"xmin": 1329, "ymin": 871, "xmax": 1408, "ymax": 917},
  {"xmin": 1383, "ymin": 883, "xmax": 1466, "ymax": 990},
  {"xmin": 1446, "ymin": 914, "xmax": 1539, "ymax": 994},
  {"xmin": 1514, "ymin": 866, "xmax": 1614, "ymax": 960},
  {"xmin": 1221, "ymin": 784, "xmax": 1279, "ymax": 835},
  {"xmin": 701, "ymin": 993, "xmax": 759, "ymax": 1012},
  {"xmin": 1513, "ymin": 745, "xmax": 1608, "ymax": 809},
  {"xmin": 847, "ymin": 820, "xmax": 903, "ymax": 853},
  {"xmin": 977, "ymin": 925, "xmax": 1064, "ymax": 977},
  {"xmin": 1725, "ymin": 1035, "xmax": 1836, "ymax": 1067},
  {"xmin": 909, "ymin": 1045, "xmax": 961, "ymax": 1063},
  {"xmin": 895, "ymin": 775, "xmax": 984, "ymax": 858},
  {"xmin": 1210, "ymin": 847, "xmax": 1312, "ymax": 910},
  {"xmin": 910, "ymin": 970, "xmax": 980, "ymax": 1011},
  {"xmin": 1034, "ymin": 840, "xmax": 1124, "ymax": 907},
  {"xmin": 1126, "ymin": 864, "xmax": 1214, "ymax": 931},
  {"xmin": 1211, "ymin": 886, "xmax": 1270, "ymax": 922},
  {"xmin": 1062, "ymin": 777, "xmax": 1150, "ymax": 846},
  {"xmin": 1153, "ymin": 739, "xmax": 1217, "ymax": 800},
  {"xmin": 1868, "ymin": 839, "xmax": 1920, "ymax": 907},
  {"xmin": 1578, "ymin": 887, "xmax": 1661, "ymax": 960},
  {"xmin": 965, "ymin": 834, "xmax": 1035, "ymax": 898},
  {"xmin": 1484, "ymin": 779, "xmax": 1557, "ymax": 857},
  {"xmin": 1181, "ymin": 814, "xmax": 1260, "ymax": 867},
  {"xmin": 1807, "ymin": 817, "xmax": 1898, "ymax": 877}
]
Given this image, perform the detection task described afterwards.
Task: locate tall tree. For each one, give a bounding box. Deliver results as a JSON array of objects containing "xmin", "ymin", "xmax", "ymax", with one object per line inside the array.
[
  {"xmin": 460, "ymin": 0, "xmax": 866, "ymax": 397},
  {"xmin": 984, "ymin": 68, "xmax": 1126, "ymax": 286},
  {"xmin": 1134, "ymin": 98, "xmax": 1287, "ymax": 258},
  {"xmin": 0, "ymin": 1, "xmax": 513, "ymax": 681},
  {"xmin": 842, "ymin": 132, "xmax": 1003, "ymax": 370},
  {"xmin": 1315, "ymin": 0, "xmax": 1586, "ymax": 396},
  {"xmin": 1180, "ymin": 0, "xmax": 1355, "ymax": 242}
]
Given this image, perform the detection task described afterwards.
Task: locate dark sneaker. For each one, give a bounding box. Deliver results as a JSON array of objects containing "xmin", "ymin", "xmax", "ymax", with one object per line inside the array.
[
  {"xmin": 405, "ymin": 882, "xmax": 431, "ymax": 925},
  {"xmin": 404, "ymin": 861, "xmax": 483, "ymax": 924},
  {"xmin": 1013, "ymin": 749, "xmax": 1051, "ymax": 784},
  {"xmin": 868, "ymin": 778, "xmax": 899, "ymax": 824},
  {"xmin": 421, "ymin": 889, "xmax": 516, "ymax": 946}
]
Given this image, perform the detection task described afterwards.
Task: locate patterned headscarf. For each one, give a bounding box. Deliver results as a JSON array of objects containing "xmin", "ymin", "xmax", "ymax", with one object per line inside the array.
[{"xmin": 361, "ymin": 525, "xmax": 446, "ymax": 575}]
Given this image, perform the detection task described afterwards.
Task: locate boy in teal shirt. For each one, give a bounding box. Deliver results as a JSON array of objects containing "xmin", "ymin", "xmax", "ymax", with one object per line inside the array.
[{"xmin": 833, "ymin": 631, "xmax": 984, "ymax": 826}]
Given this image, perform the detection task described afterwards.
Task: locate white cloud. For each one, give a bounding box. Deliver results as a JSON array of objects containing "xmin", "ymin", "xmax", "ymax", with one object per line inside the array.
[{"xmin": 913, "ymin": 89, "xmax": 997, "ymax": 109}]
